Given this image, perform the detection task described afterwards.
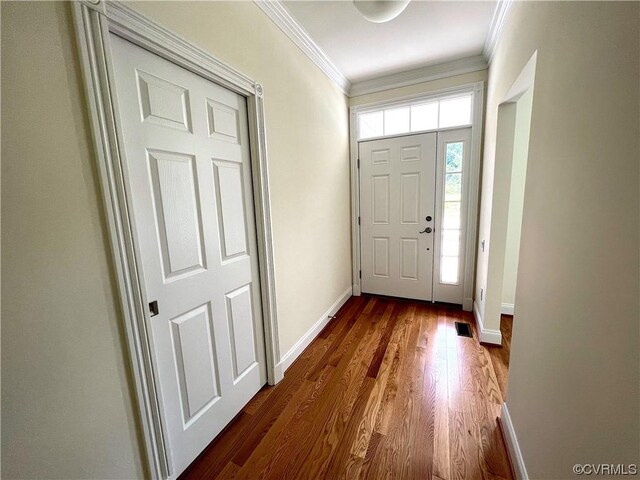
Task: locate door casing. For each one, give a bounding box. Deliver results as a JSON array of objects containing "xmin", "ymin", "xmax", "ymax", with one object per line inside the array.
[
  {"xmin": 72, "ymin": 2, "xmax": 280, "ymax": 478},
  {"xmin": 349, "ymin": 83, "xmax": 484, "ymax": 311}
]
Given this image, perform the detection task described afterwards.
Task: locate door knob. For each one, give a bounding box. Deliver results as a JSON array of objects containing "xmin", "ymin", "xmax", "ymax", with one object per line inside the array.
[{"xmin": 419, "ymin": 227, "xmax": 433, "ymax": 234}]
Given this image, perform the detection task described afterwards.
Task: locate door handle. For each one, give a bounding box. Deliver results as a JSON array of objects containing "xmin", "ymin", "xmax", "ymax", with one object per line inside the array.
[{"xmin": 419, "ymin": 227, "xmax": 433, "ymax": 234}]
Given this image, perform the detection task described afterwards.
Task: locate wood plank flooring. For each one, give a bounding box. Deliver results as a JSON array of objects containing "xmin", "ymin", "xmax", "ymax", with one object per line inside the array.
[
  {"xmin": 486, "ymin": 315, "xmax": 513, "ymax": 400},
  {"xmin": 179, "ymin": 295, "xmax": 513, "ymax": 480}
]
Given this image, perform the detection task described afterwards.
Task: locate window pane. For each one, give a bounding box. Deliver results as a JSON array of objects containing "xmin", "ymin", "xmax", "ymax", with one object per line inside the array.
[
  {"xmin": 410, "ymin": 103, "xmax": 438, "ymax": 132},
  {"xmin": 384, "ymin": 107, "xmax": 410, "ymax": 135},
  {"xmin": 441, "ymin": 256, "xmax": 459, "ymax": 284},
  {"xmin": 439, "ymin": 96, "xmax": 472, "ymax": 128},
  {"xmin": 445, "ymin": 174, "xmax": 462, "ymax": 201},
  {"xmin": 443, "ymin": 201, "xmax": 461, "ymax": 229},
  {"xmin": 445, "ymin": 142, "xmax": 464, "ymax": 172},
  {"xmin": 441, "ymin": 230, "xmax": 460, "ymax": 256},
  {"xmin": 359, "ymin": 111, "xmax": 383, "ymax": 139},
  {"xmin": 439, "ymin": 139, "xmax": 465, "ymax": 286}
]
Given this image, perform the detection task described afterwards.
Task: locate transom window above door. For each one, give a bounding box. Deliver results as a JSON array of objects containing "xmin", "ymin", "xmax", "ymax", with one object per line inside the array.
[{"xmin": 358, "ymin": 93, "xmax": 473, "ymax": 140}]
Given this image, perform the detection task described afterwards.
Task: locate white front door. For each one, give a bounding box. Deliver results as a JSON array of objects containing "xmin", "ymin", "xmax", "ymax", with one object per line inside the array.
[
  {"xmin": 110, "ymin": 34, "xmax": 267, "ymax": 476},
  {"xmin": 359, "ymin": 133, "xmax": 437, "ymax": 300}
]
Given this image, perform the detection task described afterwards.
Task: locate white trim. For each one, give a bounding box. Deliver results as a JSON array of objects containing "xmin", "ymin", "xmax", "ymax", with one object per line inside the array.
[
  {"xmin": 357, "ymin": 124, "xmax": 473, "ymax": 144},
  {"xmin": 349, "ymin": 55, "xmax": 487, "ymax": 97},
  {"xmin": 349, "ymin": 108, "xmax": 361, "ymax": 297},
  {"xmin": 275, "ymin": 287, "xmax": 353, "ymax": 375},
  {"xmin": 504, "ymin": 51, "xmax": 538, "ymax": 102},
  {"xmin": 354, "ymin": 84, "xmax": 480, "ymax": 115},
  {"xmin": 350, "ymin": 82, "xmax": 484, "ymax": 311},
  {"xmin": 501, "ymin": 403, "xmax": 529, "ymax": 480},
  {"xmin": 72, "ymin": 2, "xmax": 280, "ymax": 478},
  {"xmin": 483, "ymin": 0, "xmax": 514, "ymax": 63},
  {"xmin": 473, "ymin": 301, "xmax": 502, "ymax": 345},
  {"xmin": 106, "ymin": 3, "xmax": 255, "ymax": 95},
  {"xmin": 501, "ymin": 303, "xmax": 514, "ymax": 315},
  {"xmin": 253, "ymin": 0, "xmax": 350, "ymax": 94},
  {"xmin": 462, "ymin": 298, "xmax": 473, "ymax": 311},
  {"xmin": 463, "ymin": 82, "xmax": 484, "ymax": 312}
]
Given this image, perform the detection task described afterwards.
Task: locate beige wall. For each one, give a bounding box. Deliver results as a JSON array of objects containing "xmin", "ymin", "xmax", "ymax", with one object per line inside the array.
[
  {"xmin": 349, "ymin": 69, "xmax": 487, "ymax": 107},
  {"xmin": 480, "ymin": 2, "xmax": 639, "ymax": 477},
  {"xmin": 2, "ymin": 3, "xmax": 146, "ymax": 478},
  {"xmin": 501, "ymin": 89, "xmax": 533, "ymax": 309},
  {"xmin": 2, "ymin": 1, "xmax": 351, "ymax": 478}
]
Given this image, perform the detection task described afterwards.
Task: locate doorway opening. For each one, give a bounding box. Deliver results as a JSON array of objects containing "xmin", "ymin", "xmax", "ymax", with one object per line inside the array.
[
  {"xmin": 473, "ymin": 53, "xmax": 537, "ymax": 403},
  {"xmin": 500, "ymin": 88, "xmax": 533, "ymax": 321}
]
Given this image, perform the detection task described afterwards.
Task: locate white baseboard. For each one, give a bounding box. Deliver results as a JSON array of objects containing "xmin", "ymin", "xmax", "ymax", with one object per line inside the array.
[
  {"xmin": 501, "ymin": 403, "xmax": 529, "ymax": 479},
  {"xmin": 462, "ymin": 297, "xmax": 473, "ymax": 312},
  {"xmin": 275, "ymin": 286, "xmax": 353, "ymax": 376},
  {"xmin": 501, "ymin": 302, "xmax": 514, "ymax": 315},
  {"xmin": 352, "ymin": 284, "xmax": 361, "ymax": 296},
  {"xmin": 473, "ymin": 301, "xmax": 502, "ymax": 345},
  {"xmin": 272, "ymin": 362, "xmax": 285, "ymax": 383}
]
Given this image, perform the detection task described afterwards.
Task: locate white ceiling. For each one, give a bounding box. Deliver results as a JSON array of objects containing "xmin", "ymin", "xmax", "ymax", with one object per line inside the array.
[{"xmin": 281, "ymin": 1, "xmax": 497, "ymax": 83}]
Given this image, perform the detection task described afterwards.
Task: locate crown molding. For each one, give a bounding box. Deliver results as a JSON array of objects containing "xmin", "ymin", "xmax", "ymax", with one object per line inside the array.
[
  {"xmin": 483, "ymin": 0, "xmax": 514, "ymax": 63},
  {"xmin": 349, "ymin": 55, "xmax": 487, "ymax": 97},
  {"xmin": 254, "ymin": 0, "xmax": 351, "ymax": 94}
]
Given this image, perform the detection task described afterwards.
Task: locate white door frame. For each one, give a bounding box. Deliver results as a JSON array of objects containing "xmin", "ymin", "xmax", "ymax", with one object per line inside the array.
[
  {"xmin": 349, "ymin": 82, "xmax": 484, "ymax": 311},
  {"xmin": 72, "ymin": 2, "xmax": 280, "ymax": 478}
]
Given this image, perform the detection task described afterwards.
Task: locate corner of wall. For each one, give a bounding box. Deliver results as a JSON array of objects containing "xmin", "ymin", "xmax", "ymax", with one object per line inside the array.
[
  {"xmin": 501, "ymin": 303, "xmax": 514, "ymax": 315},
  {"xmin": 474, "ymin": 300, "xmax": 502, "ymax": 345}
]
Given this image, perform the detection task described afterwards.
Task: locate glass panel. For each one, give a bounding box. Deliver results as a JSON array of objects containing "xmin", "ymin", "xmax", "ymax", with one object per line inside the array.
[
  {"xmin": 384, "ymin": 107, "xmax": 410, "ymax": 135},
  {"xmin": 439, "ymin": 95, "xmax": 472, "ymax": 128},
  {"xmin": 443, "ymin": 201, "xmax": 461, "ymax": 229},
  {"xmin": 439, "ymin": 140, "xmax": 465, "ymax": 285},
  {"xmin": 441, "ymin": 256, "xmax": 459, "ymax": 284},
  {"xmin": 441, "ymin": 230, "xmax": 460, "ymax": 256},
  {"xmin": 359, "ymin": 111, "xmax": 383, "ymax": 140},
  {"xmin": 358, "ymin": 94, "xmax": 474, "ymax": 140},
  {"xmin": 410, "ymin": 103, "xmax": 438, "ymax": 132},
  {"xmin": 445, "ymin": 142, "xmax": 464, "ymax": 172},
  {"xmin": 445, "ymin": 174, "xmax": 462, "ymax": 201}
]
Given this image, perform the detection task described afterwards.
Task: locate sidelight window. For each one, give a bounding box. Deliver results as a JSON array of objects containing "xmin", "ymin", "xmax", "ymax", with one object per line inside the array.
[{"xmin": 440, "ymin": 141, "xmax": 464, "ymax": 284}]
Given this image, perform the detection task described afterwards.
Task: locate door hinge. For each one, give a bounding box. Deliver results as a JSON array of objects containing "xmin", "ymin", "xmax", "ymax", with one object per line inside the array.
[
  {"xmin": 359, "ymin": 270, "xmax": 362, "ymax": 278},
  {"xmin": 358, "ymin": 216, "xmax": 361, "ymax": 226},
  {"xmin": 357, "ymin": 158, "xmax": 360, "ymax": 168}
]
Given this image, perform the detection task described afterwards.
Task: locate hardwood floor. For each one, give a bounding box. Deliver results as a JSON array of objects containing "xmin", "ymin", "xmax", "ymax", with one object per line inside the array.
[
  {"xmin": 180, "ymin": 295, "xmax": 513, "ymax": 480},
  {"xmin": 486, "ymin": 315, "xmax": 513, "ymax": 400}
]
